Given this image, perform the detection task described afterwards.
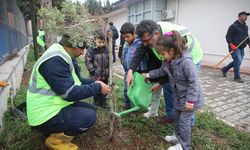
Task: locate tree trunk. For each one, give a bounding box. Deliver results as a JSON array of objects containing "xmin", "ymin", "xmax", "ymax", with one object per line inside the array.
[{"xmin": 40, "ymin": 0, "xmax": 56, "ymax": 48}]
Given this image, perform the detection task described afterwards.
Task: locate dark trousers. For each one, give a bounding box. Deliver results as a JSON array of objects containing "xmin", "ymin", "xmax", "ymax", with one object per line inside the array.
[
  {"xmin": 94, "ymin": 78, "xmax": 108, "ymax": 106},
  {"xmin": 162, "ymin": 82, "xmax": 174, "ymax": 119},
  {"xmin": 35, "ymin": 101, "xmax": 96, "ymax": 136},
  {"xmin": 123, "ymin": 71, "xmax": 131, "ymax": 107},
  {"xmin": 112, "ymin": 40, "xmax": 116, "ymax": 63}
]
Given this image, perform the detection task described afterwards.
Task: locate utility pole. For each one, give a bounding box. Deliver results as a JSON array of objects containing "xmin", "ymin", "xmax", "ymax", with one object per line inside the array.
[{"xmin": 30, "ymin": 0, "xmax": 39, "ymax": 60}]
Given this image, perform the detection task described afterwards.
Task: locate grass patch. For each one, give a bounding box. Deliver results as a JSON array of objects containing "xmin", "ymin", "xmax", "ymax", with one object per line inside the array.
[{"xmin": 0, "ymin": 50, "xmax": 250, "ymax": 150}]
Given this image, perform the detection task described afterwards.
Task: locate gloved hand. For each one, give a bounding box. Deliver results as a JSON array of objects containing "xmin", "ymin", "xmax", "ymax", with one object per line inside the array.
[
  {"xmin": 230, "ymin": 43, "xmax": 237, "ymax": 51},
  {"xmin": 0, "ymin": 80, "xmax": 9, "ymax": 87}
]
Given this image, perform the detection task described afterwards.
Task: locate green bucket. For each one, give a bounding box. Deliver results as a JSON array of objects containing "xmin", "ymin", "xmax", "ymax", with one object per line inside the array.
[{"xmin": 112, "ymin": 72, "xmax": 153, "ymax": 118}]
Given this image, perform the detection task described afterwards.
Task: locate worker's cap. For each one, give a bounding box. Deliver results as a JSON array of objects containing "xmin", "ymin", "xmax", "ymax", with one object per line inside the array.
[
  {"xmin": 59, "ymin": 34, "xmax": 87, "ymax": 49},
  {"xmin": 238, "ymin": 11, "xmax": 250, "ymax": 16}
]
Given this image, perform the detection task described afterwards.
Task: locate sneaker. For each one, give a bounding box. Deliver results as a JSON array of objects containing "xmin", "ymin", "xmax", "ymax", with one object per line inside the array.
[
  {"xmin": 168, "ymin": 143, "xmax": 183, "ymax": 150},
  {"xmin": 157, "ymin": 116, "xmax": 174, "ymax": 125},
  {"xmin": 234, "ymin": 78, "xmax": 244, "ymax": 83},
  {"xmin": 143, "ymin": 111, "xmax": 158, "ymax": 118},
  {"xmin": 147, "ymin": 106, "xmax": 151, "ymax": 111},
  {"xmin": 221, "ymin": 68, "xmax": 227, "ymax": 77},
  {"xmin": 165, "ymin": 134, "xmax": 179, "ymax": 143}
]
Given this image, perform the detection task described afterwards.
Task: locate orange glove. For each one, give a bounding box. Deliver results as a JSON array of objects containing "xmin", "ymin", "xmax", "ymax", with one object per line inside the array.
[
  {"xmin": 0, "ymin": 80, "xmax": 9, "ymax": 87},
  {"xmin": 230, "ymin": 43, "xmax": 237, "ymax": 51}
]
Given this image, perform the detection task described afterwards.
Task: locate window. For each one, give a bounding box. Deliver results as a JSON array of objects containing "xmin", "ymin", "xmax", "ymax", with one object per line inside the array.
[{"xmin": 128, "ymin": 0, "xmax": 166, "ymax": 25}]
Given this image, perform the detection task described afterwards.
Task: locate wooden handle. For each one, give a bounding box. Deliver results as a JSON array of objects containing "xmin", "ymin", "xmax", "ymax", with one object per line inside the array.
[{"xmin": 213, "ymin": 35, "xmax": 249, "ymax": 68}]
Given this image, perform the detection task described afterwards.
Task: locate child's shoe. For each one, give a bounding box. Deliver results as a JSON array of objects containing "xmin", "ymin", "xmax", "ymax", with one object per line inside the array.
[
  {"xmin": 165, "ymin": 134, "xmax": 178, "ymax": 143},
  {"xmin": 167, "ymin": 143, "xmax": 183, "ymax": 150}
]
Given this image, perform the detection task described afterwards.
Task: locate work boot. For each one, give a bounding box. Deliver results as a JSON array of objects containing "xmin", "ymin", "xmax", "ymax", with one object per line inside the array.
[
  {"xmin": 234, "ymin": 78, "xmax": 244, "ymax": 83},
  {"xmin": 221, "ymin": 68, "xmax": 227, "ymax": 77},
  {"xmin": 168, "ymin": 143, "xmax": 183, "ymax": 150},
  {"xmin": 45, "ymin": 132, "xmax": 78, "ymax": 150}
]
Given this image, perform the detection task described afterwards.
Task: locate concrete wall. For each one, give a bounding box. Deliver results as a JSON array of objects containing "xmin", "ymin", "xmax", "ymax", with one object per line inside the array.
[
  {"xmin": 0, "ymin": 45, "xmax": 29, "ymax": 130},
  {"xmin": 167, "ymin": 0, "xmax": 250, "ymax": 70}
]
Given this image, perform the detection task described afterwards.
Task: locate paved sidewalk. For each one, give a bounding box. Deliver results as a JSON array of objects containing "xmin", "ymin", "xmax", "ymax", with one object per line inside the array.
[
  {"xmin": 199, "ymin": 67, "xmax": 250, "ymax": 132},
  {"xmin": 112, "ymin": 60, "xmax": 250, "ymax": 132}
]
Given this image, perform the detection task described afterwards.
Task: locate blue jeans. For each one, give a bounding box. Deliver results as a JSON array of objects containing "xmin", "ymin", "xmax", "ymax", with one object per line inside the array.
[
  {"xmin": 162, "ymin": 82, "xmax": 174, "ymax": 119},
  {"xmin": 124, "ymin": 71, "xmax": 131, "ymax": 107},
  {"xmin": 35, "ymin": 101, "xmax": 96, "ymax": 136},
  {"xmin": 223, "ymin": 48, "xmax": 245, "ymax": 79}
]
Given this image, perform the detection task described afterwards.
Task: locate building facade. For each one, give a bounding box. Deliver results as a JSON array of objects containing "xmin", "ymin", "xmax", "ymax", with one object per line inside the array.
[{"xmin": 104, "ymin": 0, "xmax": 250, "ymax": 72}]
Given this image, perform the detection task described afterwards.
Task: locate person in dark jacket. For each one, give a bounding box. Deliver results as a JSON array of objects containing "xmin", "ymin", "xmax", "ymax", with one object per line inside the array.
[
  {"xmin": 222, "ymin": 11, "xmax": 250, "ymax": 83},
  {"xmin": 143, "ymin": 31, "xmax": 204, "ymax": 150},
  {"xmin": 118, "ymin": 34, "xmax": 125, "ymax": 60},
  {"xmin": 106, "ymin": 22, "xmax": 119, "ymax": 63},
  {"xmin": 126, "ymin": 20, "xmax": 169, "ymax": 118},
  {"xmin": 85, "ymin": 32, "xmax": 109, "ymax": 108},
  {"xmin": 27, "ymin": 35, "xmax": 110, "ymax": 150}
]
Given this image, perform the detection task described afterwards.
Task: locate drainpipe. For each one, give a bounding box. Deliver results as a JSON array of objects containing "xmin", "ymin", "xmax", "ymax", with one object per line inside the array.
[{"xmin": 175, "ymin": 0, "xmax": 179, "ymax": 24}]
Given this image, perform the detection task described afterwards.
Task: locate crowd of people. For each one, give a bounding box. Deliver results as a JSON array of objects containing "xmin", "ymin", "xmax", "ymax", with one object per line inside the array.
[{"xmin": 26, "ymin": 11, "xmax": 249, "ymax": 150}]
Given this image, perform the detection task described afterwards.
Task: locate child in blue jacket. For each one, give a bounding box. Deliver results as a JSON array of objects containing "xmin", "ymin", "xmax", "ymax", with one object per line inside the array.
[{"xmin": 120, "ymin": 22, "xmax": 148, "ymax": 109}]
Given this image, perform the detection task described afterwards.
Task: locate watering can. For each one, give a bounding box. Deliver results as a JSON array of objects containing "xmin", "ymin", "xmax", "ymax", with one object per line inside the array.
[{"xmin": 112, "ymin": 72, "xmax": 153, "ymax": 118}]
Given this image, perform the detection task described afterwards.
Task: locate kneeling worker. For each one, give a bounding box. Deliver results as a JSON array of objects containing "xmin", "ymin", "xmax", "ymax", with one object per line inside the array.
[{"xmin": 26, "ymin": 35, "xmax": 110, "ymax": 150}]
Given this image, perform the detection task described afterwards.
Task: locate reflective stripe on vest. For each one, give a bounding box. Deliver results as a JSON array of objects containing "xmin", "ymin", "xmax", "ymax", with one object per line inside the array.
[
  {"xmin": 27, "ymin": 43, "xmax": 81, "ymax": 126},
  {"xmin": 158, "ymin": 21, "xmax": 195, "ymax": 50},
  {"xmin": 29, "ymin": 50, "xmax": 74, "ymax": 97},
  {"xmin": 156, "ymin": 22, "xmax": 201, "ymax": 63}
]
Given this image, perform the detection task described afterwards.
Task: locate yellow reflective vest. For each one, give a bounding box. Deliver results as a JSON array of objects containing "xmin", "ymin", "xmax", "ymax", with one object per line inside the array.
[
  {"xmin": 26, "ymin": 43, "xmax": 81, "ymax": 126},
  {"xmin": 155, "ymin": 22, "xmax": 203, "ymax": 64},
  {"xmin": 37, "ymin": 30, "xmax": 45, "ymax": 48}
]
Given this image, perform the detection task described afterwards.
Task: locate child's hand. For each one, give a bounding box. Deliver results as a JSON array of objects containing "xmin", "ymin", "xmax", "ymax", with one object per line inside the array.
[
  {"xmin": 185, "ymin": 101, "xmax": 194, "ymax": 111},
  {"xmin": 150, "ymin": 83, "xmax": 161, "ymax": 93}
]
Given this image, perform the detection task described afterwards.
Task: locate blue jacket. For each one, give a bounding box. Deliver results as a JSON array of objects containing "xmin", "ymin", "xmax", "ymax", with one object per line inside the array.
[
  {"xmin": 39, "ymin": 56, "xmax": 101, "ymax": 102},
  {"xmin": 122, "ymin": 38, "xmax": 148, "ymax": 72}
]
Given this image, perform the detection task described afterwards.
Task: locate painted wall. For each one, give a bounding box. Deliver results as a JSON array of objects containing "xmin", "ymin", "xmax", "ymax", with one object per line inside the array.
[
  {"xmin": 107, "ymin": 9, "xmax": 128, "ymax": 45},
  {"xmin": 167, "ymin": 0, "xmax": 250, "ymax": 69}
]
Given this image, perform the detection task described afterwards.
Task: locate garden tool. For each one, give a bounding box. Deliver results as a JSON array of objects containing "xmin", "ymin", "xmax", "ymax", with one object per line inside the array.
[
  {"xmin": 45, "ymin": 132, "xmax": 78, "ymax": 150},
  {"xmin": 112, "ymin": 72, "xmax": 153, "ymax": 118},
  {"xmin": 0, "ymin": 80, "xmax": 9, "ymax": 87},
  {"xmin": 214, "ymin": 35, "xmax": 249, "ymax": 68}
]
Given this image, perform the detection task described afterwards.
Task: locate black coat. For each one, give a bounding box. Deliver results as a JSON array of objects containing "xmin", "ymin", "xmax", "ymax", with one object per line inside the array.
[{"xmin": 226, "ymin": 20, "xmax": 249, "ymax": 50}]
